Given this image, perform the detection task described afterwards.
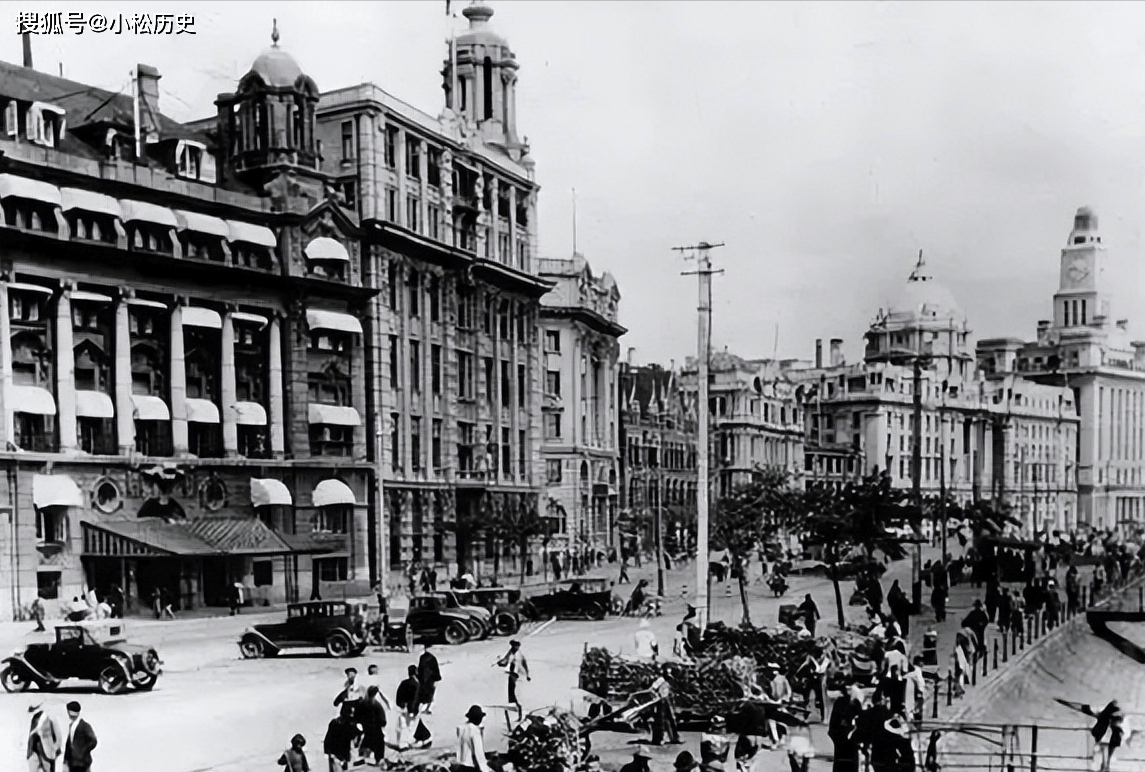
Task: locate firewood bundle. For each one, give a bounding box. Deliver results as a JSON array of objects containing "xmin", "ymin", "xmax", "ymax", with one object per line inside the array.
[
  {"xmin": 577, "ymin": 647, "xmax": 754, "ymax": 709},
  {"xmin": 506, "ymin": 707, "xmax": 584, "ymax": 772}
]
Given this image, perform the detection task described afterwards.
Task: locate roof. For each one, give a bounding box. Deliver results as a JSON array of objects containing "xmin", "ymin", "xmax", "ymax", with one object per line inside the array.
[
  {"xmin": 85, "ymin": 517, "xmax": 297, "ymax": 556},
  {"xmin": 249, "ymin": 46, "xmax": 305, "ymax": 89},
  {"xmin": 622, "ymin": 364, "xmax": 677, "ymax": 415}
]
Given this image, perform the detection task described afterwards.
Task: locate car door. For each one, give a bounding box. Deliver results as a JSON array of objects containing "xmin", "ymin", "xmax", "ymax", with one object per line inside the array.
[{"xmin": 50, "ymin": 630, "xmax": 84, "ymax": 679}]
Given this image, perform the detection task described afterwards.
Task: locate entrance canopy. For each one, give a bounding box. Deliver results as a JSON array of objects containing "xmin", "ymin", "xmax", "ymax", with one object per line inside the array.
[{"xmin": 82, "ymin": 517, "xmax": 301, "ymax": 557}]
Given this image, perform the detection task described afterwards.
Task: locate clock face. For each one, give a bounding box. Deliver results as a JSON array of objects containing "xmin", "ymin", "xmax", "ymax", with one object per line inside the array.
[{"xmin": 1066, "ymin": 256, "xmax": 1090, "ymax": 287}]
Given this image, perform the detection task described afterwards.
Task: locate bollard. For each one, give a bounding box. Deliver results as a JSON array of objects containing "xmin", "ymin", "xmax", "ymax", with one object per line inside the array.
[
  {"xmin": 994, "ymin": 638, "xmax": 999, "ymax": 670},
  {"xmin": 1027, "ymin": 615, "xmax": 1034, "ymax": 642},
  {"xmin": 1030, "ymin": 724, "xmax": 1039, "ymax": 772},
  {"xmin": 1003, "ymin": 631, "xmax": 1009, "ymax": 663},
  {"xmin": 982, "ymin": 646, "xmax": 989, "ymax": 678},
  {"xmin": 947, "ymin": 671, "xmax": 954, "ymax": 706},
  {"xmin": 932, "ymin": 676, "xmax": 939, "ymax": 718},
  {"xmin": 971, "ymin": 655, "xmax": 978, "ymax": 686}
]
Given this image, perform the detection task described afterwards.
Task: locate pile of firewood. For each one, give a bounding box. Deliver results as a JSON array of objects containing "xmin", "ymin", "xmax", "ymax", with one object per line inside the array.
[
  {"xmin": 578, "ymin": 647, "xmax": 753, "ymax": 709},
  {"xmin": 506, "ymin": 707, "xmax": 584, "ymax": 772}
]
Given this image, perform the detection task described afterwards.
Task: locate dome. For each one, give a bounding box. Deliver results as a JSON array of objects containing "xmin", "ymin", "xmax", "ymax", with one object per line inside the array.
[
  {"xmin": 246, "ymin": 21, "xmax": 305, "ymax": 89},
  {"xmin": 457, "ymin": 2, "xmax": 508, "ymax": 48},
  {"xmin": 887, "ymin": 253, "xmax": 962, "ymax": 321}
]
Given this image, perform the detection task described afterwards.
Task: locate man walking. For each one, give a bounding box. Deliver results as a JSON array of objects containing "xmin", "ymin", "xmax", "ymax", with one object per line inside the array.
[
  {"xmin": 798, "ymin": 594, "xmax": 821, "ymax": 637},
  {"xmin": 27, "ymin": 702, "xmax": 60, "ymax": 772},
  {"xmin": 333, "ymin": 667, "xmax": 366, "ymax": 715},
  {"xmin": 418, "ymin": 643, "xmax": 442, "ymax": 714},
  {"xmin": 497, "ymin": 639, "xmax": 531, "ymax": 720},
  {"xmin": 63, "ymin": 702, "xmax": 97, "ymax": 772},
  {"xmin": 456, "ymin": 705, "xmax": 490, "ymax": 772},
  {"xmin": 395, "ymin": 665, "xmax": 421, "ymax": 747}
]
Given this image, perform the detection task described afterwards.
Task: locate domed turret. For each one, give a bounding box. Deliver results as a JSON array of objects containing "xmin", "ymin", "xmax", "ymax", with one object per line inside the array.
[
  {"xmin": 888, "ymin": 251, "xmax": 963, "ymax": 322},
  {"xmin": 443, "ymin": 1, "xmax": 522, "ymax": 150},
  {"xmin": 456, "ymin": 3, "xmax": 506, "ymax": 47},
  {"xmin": 249, "ymin": 23, "xmax": 305, "ymax": 89}
]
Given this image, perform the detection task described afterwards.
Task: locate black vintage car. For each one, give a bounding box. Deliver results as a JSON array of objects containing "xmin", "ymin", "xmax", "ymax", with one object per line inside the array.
[
  {"xmin": 526, "ymin": 577, "xmax": 612, "ymax": 620},
  {"xmin": 1, "ymin": 621, "xmax": 162, "ymax": 695},
  {"xmin": 407, "ymin": 595, "xmax": 477, "ymax": 645},
  {"xmin": 239, "ymin": 600, "xmax": 369, "ymax": 659},
  {"xmin": 456, "ymin": 587, "xmax": 527, "ymax": 635}
]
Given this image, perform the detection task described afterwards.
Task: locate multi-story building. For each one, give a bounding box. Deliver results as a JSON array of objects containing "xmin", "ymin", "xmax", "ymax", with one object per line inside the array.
[
  {"xmin": 618, "ymin": 358, "xmax": 698, "ymax": 554},
  {"xmin": 978, "ymin": 207, "xmax": 1145, "ymax": 533},
  {"xmin": 679, "ymin": 351, "xmax": 804, "ymax": 497},
  {"xmin": 308, "ymin": 2, "xmax": 551, "ymax": 577},
  {"xmin": 0, "ymin": 33, "xmax": 376, "ymax": 619},
  {"xmin": 537, "ymin": 254, "xmax": 625, "ymax": 556},
  {"xmin": 791, "ymin": 255, "xmax": 1079, "ymax": 535}
]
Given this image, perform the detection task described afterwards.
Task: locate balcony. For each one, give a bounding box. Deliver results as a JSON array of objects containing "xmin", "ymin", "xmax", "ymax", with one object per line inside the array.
[{"xmin": 452, "ymin": 193, "xmax": 480, "ymax": 212}]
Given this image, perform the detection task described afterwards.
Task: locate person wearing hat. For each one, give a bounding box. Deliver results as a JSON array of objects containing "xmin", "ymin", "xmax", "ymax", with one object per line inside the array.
[
  {"xmin": 649, "ymin": 675, "xmax": 682, "ymax": 745},
  {"xmin": 277, "ymin": 734, "xmax": 309, "ymax": 772},
  {"xmin": 417, "ymin": 643, "xmax": 442, "ymax": 715},
  {"xmin": 63, "ymin": 701, "xmax": 97, "ymax": 772},
  {"xmin": 962, "ymin": 598, "xmax": 989, "ymax": 653},
  {"xmin": 797, "ymin": 594, "xmax": 821, "ymax": 638},
  {"xmin": 701, "ymin": 715, "xmax": 731, "ymax": 766},
  {"xmin": 674, "ymin": 750, "xmax": 700, "ymax": 772},
  {"xmin": 456, "ymin": 705, "xmax": 490, "ymax": 772},
  {"xmin": 394, "ymin": 665, "xmax": 421, "ymax": 748},
  {"xmin": 682, "ymin": 606, "xmax": 702, "ymax": 656},
  {"xmin": 618, "ymin": 747, "xmax": 653, "ymax": 772},
  {"xmin": 27, "ymin": 701, "xmax": 61, "ymax": 772},
  {"xmin": 323, "ymin": 703, "xmax": 361, "ymax": 772},
  {"xmin": 634, "ymin": 618, "xmax": 659, "ymax": 659},
  {"xmin": 828, "ymin": 687, "xmax": 861, "ymax": 772},
  {"xmin": 496, "ymin": 639, "xmax": 530, "ymax": 721},
  {"xmin": 870, "ymin": 715, "xmax": 913, "ymax": 772}
]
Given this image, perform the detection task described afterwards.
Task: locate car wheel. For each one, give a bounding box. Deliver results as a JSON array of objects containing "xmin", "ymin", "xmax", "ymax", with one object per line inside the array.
[
  {"xmin": 0, "ymin": 665, "xmax": 31, "ymax": 693},
  {"xmin": 325, "ymin": 632, "xmax": 354, "ymax": 658},
  {"xmin": 98, "ymin": 664, "xmax": 128, "ymax": 695},
  {"xmin": 239, "ymin": 637, "xmax": 265, "ymax": 659},
  {"xmin": 462, "ymin": 619, "xmax": 482, "ymax": 639},
  {"xmin": 443, "ymin": 622, "xmax": 469, "ymax": 646},
  {"xmin": 134, "ymin": 673, "xmax": 159, "ymax": 691},
  {"xmin": 494, "ymin": 611, "xmax": 520, "ymax": 636},
  {"xmin": 586, "ymin": 603, "xmax": 606, "ymax": 621}
]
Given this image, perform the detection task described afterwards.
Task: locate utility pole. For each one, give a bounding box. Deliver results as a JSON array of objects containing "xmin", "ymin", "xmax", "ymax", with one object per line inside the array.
[
  {"xmin": 675, "ymin": 241, "xmax": 723, "ymax": 631},
  {"xmin": 656, "ymin": 465, "xmax": 665, "ymax": 598},
  {"xmin": 911, "ymin": 356, "xmax": 924, "ymax": 614}
]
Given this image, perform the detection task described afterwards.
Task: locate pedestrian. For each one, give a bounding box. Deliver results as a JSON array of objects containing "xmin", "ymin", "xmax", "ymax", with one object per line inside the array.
[
  {"xmin": 619, "ymin": 747, "xmax": 653, "ymax": 772},
  {"xmin": 395, "ymin": 665, "xmax": 421, "ymax": 747},
  {"xmin": 886, "ymin": 580, "xmax": 910, "ymax": 636},
  {"xmin": 997, "ymin": 585, "xmax": 1013, "ymax": 633},
  {"xmin": 428, "ymin": 566, "xmax": 438, "ymax": 590},
  {"xmin": 96, "ymin": 597, "xmax": 112, "ymax": 620},
  {"xmin": 63, "ymin": 701, "xmax": 97, "ymax": 772},
  {"xmin": 828, "ymin": 687, "xmax": 862, "ymax": 772},
  {"xmin": 496, "ymin": 639, "xmax": 531, "ymax": 720},
  {"xmin": 634, "ymin": 618, "xmax": 659, "ymax": 658},
  {"xmin": 361, "ymin": 664, "xmax": 392, "ymax": 711},
  {"xmin": 985, "ymin": 580, "xmax": 1000, "ymax": 624},
  {"xmin": 930, "ymin": 581, "xmax": 947, "ymax": 623},
  {"xmin": 865, "ymin": 573, "xmax": 884, "ymax": 614},
  {"xmin": 108, "ymin": 585, "xmax": 123, "ymax": 618},
  {"xmin": 962, "ymin": 599, "xmax": 990, "ymax": 653},
  {"xmin": 160, "ymin": 587, "xmax": 176, "ymax": 620},
  {"xmin": 30, "ymin": 596, "xmax": 46, "ymax": 632},
  {"xmin": 151, "ymin": 588, "xmax": 162, "ymax": 619},
  {"xmin": 872, "ymin": 715, "xmax": 915, "ymax": 772},
  {"xmin": 1066, "ymin": 565, "xmax": 1080, "ymax": 614},
  {"xmin": 798, "ymin": 593, "xmax": 821, "ymax": 638},
  {"xmin": 798, "ymin": 645, "xmax": 830, "ymax": 721},
  {"xmin": 27, "ymin": 701, "xmax": 61, "ymax": 772},
  {"xmin": 323, "ymin": 703, "xmax": 361, "ymax": 772},
  {"xmin": 551, "ymin": 552, "xmax": 562, "ymax": 582},
  {"xmin": 650, "ymin": 675, "xmax": 682, "ymax": 745},
  {"xmin": 418, "ymin": 643, "xmax": 442, "ymax": 714},
  {"xmin": 673, "ymin": 750, "xmax": 700, "ymax": 772},
  {"xmin": 358, "ymin": 686, "xmax": 387, "ymax": 766},
  {"xmin": 700, "ymin": 715, "xmax": 731, "ymax": 767},
  {"xmin": 278, "ymin": 734, "xmax": 310, "ymax": 772},
  {"xmin": 456, "ymin": 704, "xmax": 490, "ymax": 772},
  {"xmin": 229, "ymin": 583, "xmax": 241, "ymax": 616},
  {"xmin": 619, "ymin": 556, "xmax": 631, "ymax": 584},
  {"xmin": 333, "ymin": 667, "xmax": 366, "ymax": 714}
]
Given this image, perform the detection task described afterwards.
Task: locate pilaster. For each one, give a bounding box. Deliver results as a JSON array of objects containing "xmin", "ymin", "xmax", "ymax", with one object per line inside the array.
[
  {"xmin": 170, "ymin": 302, "xmax": 188, "ymax": 456},
  {"xmin": 114, "ymin": 290, "xmax": 134, "ymax": 453},
  {"xmin": 55, "ymin": 281, "xmax": 77, "ymax": 453},
  {"xmin": 221, "ymin": 306, "xmax": 238, "ymax": 457},
  {"xmin": 268, "ymin": 314, "xmax": 285, "ymax": 459}
]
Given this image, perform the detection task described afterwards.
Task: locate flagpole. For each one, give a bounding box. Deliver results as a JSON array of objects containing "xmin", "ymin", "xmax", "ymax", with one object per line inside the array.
[{"xmin": 448, "ymin": 2, "xmax": 459, "ymax": 114}]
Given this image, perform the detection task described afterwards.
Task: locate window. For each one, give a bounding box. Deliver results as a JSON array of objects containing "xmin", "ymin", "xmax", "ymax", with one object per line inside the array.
[
  {"xmin": 384, "ymin": 126, "xmax": 397, "ymax": 168},
  {"xmin": 253, "ymin": 561, "xmax": 273, "ymax": 587},
  {"xmin": 427, "ymin": 147, "xmax": 441, "ymax": 187},
  {"xmin": 35, "ymin": 506, "xmax": 69, "ymax": 544},
  {"xmin": 315, "ymin": 504, "xmax": 350, "ymax": 534},
  {"xmin": 406, "ymin": 138, "xmax": 421, "ymax": 180},
  {"xmin": 176, "ymin": 140, "xmax": 214, "ymax": 182},
  {"xmin": 498, "ymin": 300, "xmax": 511, "ymax": 340},
  {"xmin": 517, "ymin": 308, "xmax": 527, "ymax": 341},
  {"xmin": 406, "ymin": 196, "xmax": 420, "ymax": 232},
  {"xmin": 340, "ymin": 180, "xmax": 357, "ymax": 211},
  {"xmin": 518, "ymin": 364, "xmax": 527, "ymax": 408},
  {"xmin": 545, "ymin": 330, "xmax": 561, "ymax": 352},
  {"xmin": 483, "ymin": 296, "xmax": 494, "ymax": 334},
  {"xmin": 407, "ymin": 271, "xmax": 420, "ymax": 317},
  {"xmin": 501, "ymin": 362, "xmax": 511, "ymax": 408},
  {"xmin": 309, "ymin": 425, "xmax": 353, "ymax": 457},
  {"xmin": 458, "ymin": 421, "xmax": 475, "ymax": 473},
  {"xmin": 501, "ymin": 427, "xmax": 512, "ymax": 476},
  {"xmin": 498, "ymin": 232, "xmax": 512, "ymax": 263},
  {"xmin": 483, "ymin": 57, "xmax": 494, "ymax": 119},
  {"xmin": 314, "ymin": 557, "xmax": 348, "ymax": 583},
  {"xmin": 484, "ymin": 358, "xmax": 495, "ymax": 405},
  {"xmin": 411, "ymin": 417, "xmax": 422, "ymax": 471},
  {"xmin": 341, "ymin": 121, "xmax": 355, "ymax": 160},
  {"xmin": 545, "ymin": 413, "xmax": 562, "ymax": 439},
  {"xmin": 519, "ymin": 429, "xmax": 526, "ymax": 477},
  {"xmin": 546, "ymin": 370, "xmax": 561, "ymax": 396},
  {"xmin": 389, "ymin": 336, "xmax": 399, "ymax": 386},
  {"xmin": 390, "ymin": 412, "xmax": 401, "ymax": 469},
  {"xmin": 409, "ymin": 340, "xmax": 421, "ymax": 392},
  {"xmin": 457, "ymin": 351, "xmax": 474, "ymax": 399},
  {"xmin": 385, "ymin": 188, "xmax": 398, "ymax": 221},
  {"xmin": 26, "ymin": 102, "xmax": 66, "ymax": 148},
  {"xmin": 457, "ymin": 287, "xmax": 474, "ymax": 330},
  {"xmin": 432, "ymin": 419, "xmax": 443, "ymax": 471},
  {"xmin": 37, "ymin": 570, "xmax": 60, "ymax": 601},
  {"xmin": 431, "ymin": 345, "xmax": 442, "ymax": 394},
  {"xmin": 429, "ymin": 277, "xmax": 440, "ymax": 322},
  {"xmin": 547, "ymin": 459, "xmax": 562, "ymax": 484},
  {"xmin": 427, "ymin": 204, "xmax": 442, "ymax": 241},
  {"xmin": 387, "ymin": 264, "xmax": 398, "ymax": 309}
]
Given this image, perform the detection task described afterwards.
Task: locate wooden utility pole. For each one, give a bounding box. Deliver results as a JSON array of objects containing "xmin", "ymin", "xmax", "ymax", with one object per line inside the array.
[{"xmin": 675, "ymin": 242, "xmax": 723, "ymax": 631}]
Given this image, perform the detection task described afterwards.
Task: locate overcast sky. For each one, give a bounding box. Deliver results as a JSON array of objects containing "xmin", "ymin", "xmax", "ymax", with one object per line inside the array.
[{"xmin": 6, "ymin": 1, "xmax": 1145, "ymax": 367}]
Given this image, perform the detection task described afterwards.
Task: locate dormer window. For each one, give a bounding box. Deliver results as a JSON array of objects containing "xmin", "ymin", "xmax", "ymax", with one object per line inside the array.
[
  {"xmin": 176, "ymin": 140, "xmax": 217, "ymax": 184},
  {"xmin": 25, "ymin": 102, "xmax": 67, "ymax": 148}
]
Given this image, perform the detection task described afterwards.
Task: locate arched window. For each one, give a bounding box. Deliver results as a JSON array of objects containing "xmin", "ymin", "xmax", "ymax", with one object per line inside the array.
[{"xmin": 483, "ymin": 57, "xmax": 493, "ymax": 120}]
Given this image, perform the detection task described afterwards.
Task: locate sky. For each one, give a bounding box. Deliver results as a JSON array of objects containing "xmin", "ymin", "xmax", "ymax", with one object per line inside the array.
[{"xmin": 5, "ymin": 1, "xmax": 1145, "ymax": 367}]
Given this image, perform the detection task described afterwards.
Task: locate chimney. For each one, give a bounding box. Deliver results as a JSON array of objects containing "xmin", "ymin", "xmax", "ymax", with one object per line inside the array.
[
  {"xmin": 22, "ymin": 32, "xmax": 32, "ymax": 69},
  {"xmin": 136, "ymin": 64, "xmax": 162, "ymax": 141},
  {"xmin": 1037, "ymin": 320, "xmax": 1051, "ymax": 336},
  {"xmin": 626, "ymin": 347, "xmax": 636, "ymax": 366},
  {"xmin": 815, "ymin": 339, "xmax": 823, "ymax": 369},
  {"xmin": 830, "ymin": 338, "xmax": 844, "ymax": 367}
]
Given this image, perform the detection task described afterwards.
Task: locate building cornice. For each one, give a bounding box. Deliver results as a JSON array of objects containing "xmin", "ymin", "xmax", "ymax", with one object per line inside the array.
[{"xmin": 539, "ymin": 305, "xmax": 626, "ymax": 338}]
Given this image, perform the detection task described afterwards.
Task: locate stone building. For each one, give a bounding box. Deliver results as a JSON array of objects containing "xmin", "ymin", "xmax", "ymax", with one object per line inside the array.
[
  {"xmin": 679, "ymin": 351, "xmax": 804, "ymax": 498},
  {"xmin": 537, "ymin": 254, "xmax": 625, "ymax": 559},
  {"xmin": 618, "ymin": 358, "xmax": 698, "ymax": 555},
  {"xmin": 978, "ymin": 207, "xmax": 1145, "ymax": 533},
  {"xmin": 309, "ymin": 2, "xmax": 550, "ymax": 578},
  {"xmin": 0, "ymin": 32, "xmax": 376, "ymax": 620}
]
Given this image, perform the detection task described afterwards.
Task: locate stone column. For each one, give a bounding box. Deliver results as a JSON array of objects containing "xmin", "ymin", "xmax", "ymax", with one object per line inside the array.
[
  {"xmin": 507, "ymin": 185, "xmax": 518, "ymax": 269},
  {"xmin": 114, "ymin": 292, "xmax": 135, "ymax": 453},
  {"xmin": 396, "ymin": 129, "xmax": 407, "ymax": 228},
  {"xmin": 489, "ymin": 176, "xmax": 500, "ymax": 261},
  {"xmin": 0, "ymin": 281, "xmax": 11, "ymax": 447},
  {"xmin": 55, "ymin": 282, "xmax": 77, "ymax": 453},
  {"xmin": 170, "ymin": 303, "xmax": 188, "ymax": 455},
  {"xmin": 221, "ymin": 307, "xmax": 238, "ymax": 457},
  {"xmin": 268, "ymin": 315, "xmax": 285, "ymax": 458}
]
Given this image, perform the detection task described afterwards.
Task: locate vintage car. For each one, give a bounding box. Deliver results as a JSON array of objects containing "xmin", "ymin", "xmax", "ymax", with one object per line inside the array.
[
  {"xmin": 455, "ymin": 587, "xmax": 527, "ymax": 635},
  {"xmin": 419, "ymin": 591, "xmax": 493, "ymax": 639},
  {"xmin": 239, "ymin": 600, "xmax": 369, "ymax": 659},
  {"xmin": 1, "ymin": 621, "xmax": 162, "ymax": 695},
  {"xmin": 406, "ymin": 595, "xmax": 477, "ymax": 645},
  {"xmin": 526, "ymin": 577, "xmax": 612, "ymax": 620}
]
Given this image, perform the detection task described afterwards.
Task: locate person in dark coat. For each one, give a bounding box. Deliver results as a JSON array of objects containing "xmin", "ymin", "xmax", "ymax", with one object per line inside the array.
[
  {"xmin": 417, "ymin": 643, "xmax": 442, "ymax": 714},
  {"xmin": 798, "ymin": 594, "xmax": 821, "ymax": 637},
  {"xmin": 962, "ymin": 599, "xmax": 989, "ymax": 653},
  {"xmin": 323, "ymin": 703, "xmax": 361, "ymax": 771},
  {"xmin": 865, "ymin": 574, "xmax": 884, "ymax": 614},
  {"xmin": 1065, "ymin": 565, "xmax": 1081, "ymax": 615},
  {"xmin": 985, "ymin": 580, "xmax": 1000, "ymax": 624},
  {"xmin": 930, "ymin": 581, "xmax": 948, "ymax": 623},
  {"xmin": 64, "ymin": 701, "xmax": 98, "ymax": 772},
  {"xmin": 358, "ymin": 686, "xmax": 387, "ymax": 766},
  {"xmin": 996, "ymin": 586, "xmax": 1013, "ymax": 633},
  {"xmin": 885, "ymin": 580, "xmax": 910, "ymax": 636},
  {"xmin": 395, "ymin": 665, "xmax": 421, "ymax": 746},
  {"xmin": 828, "ymin": 690, "xmax": 861, "ymax": 772}
]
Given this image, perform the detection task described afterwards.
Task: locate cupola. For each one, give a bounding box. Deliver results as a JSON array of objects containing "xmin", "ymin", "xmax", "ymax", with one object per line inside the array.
[{"xmin": 443, "ymin": 1, "xmax": 522, "ymax": 150}]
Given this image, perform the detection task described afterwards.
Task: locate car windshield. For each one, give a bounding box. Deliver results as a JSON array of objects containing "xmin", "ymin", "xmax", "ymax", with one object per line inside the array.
[{"xmin": 57, "ymin": 627, "xmax": 96, "ymax": 646}]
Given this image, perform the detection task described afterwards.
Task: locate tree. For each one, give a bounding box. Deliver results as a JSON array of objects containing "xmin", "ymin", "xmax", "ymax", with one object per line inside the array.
[{"xmin": 493, "ymin": 494, "xmax": 546, "ymax": 584}]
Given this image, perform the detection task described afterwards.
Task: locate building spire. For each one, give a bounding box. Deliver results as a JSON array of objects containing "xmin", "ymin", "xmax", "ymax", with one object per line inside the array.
[
  {"xmin": 908, "ymin": 249, "xmax": 931, "ymax": 282},
  {"xmin": 271, "ymin": 18, "xmax": 280, "ymax": 47}
]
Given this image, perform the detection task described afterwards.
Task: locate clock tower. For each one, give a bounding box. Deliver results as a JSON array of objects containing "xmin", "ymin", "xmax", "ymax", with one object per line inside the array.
[{"xmin": 1053, "ymin": 206, "xmax": 1109, "ymax": 330}]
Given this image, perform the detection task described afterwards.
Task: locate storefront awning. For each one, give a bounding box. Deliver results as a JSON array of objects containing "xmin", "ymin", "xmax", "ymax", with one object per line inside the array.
[
  {"xmin": 0, "ymin": 174, "xmax": 61, "ymax": 207},
  {"xmin": 8, "ymin": 385, "xmax": 57, "ymax": 416},
  {"xmin": 181, "ymin": 306, "xmax": 222, "ymax": 329},
  {"xmin": 83, "ymin": 517, "xmax": 301, "ymax": 557},
  {"xmin": 306, "ymin": 309, "xmax": 363, "ymax": 335},
  {"xmin": 71, "ymin": 290, "xmax": 113, "ymax": 304},
  {"xmin": 308, "ymin": 404, "xmax": 360, "ymax": 427},
  {"xmin": 185, "ymin": 398, "xmax": 220, "ymax": 424},
  {"xmin": 304, "ymin": 237, "xmax": 350, "ymax": 262},
  {"xmin": 231, "ymin": 311, "xmax": 268, "ymax": 328},
  {"xmin": 60, "ymin": 187, "xmax": 122, "ymax": 218},
  {"xmin": 118, "ymin": 199, "xmax": 178, "ymax": 229},
  {"xmin": 32, "ymin": 474, "xmax": 84, "ymax": 508},
  {"xmin": 75, "ymin": 390, "xmax": 114, "ymax": 419},
  {"xmin": 132, "ymin": 395, "xmax": 170, "ymax": 421},
  {"xmin": 232, "ymin": 401, "xmax": 267, "ymax": 426},
  {"xmin": 174, "ymin": 209, "xmax": 230, "ymax": 238},
  {"xmin": 312, "ymin": 479, "xmax": 356, "ymax": 507},
  {"xmin": 251, "ymin": 478, "xmax": 292, "ymax": 507},
  {"xmin": 226, "ymin": 220, "xmax": 277, "ymax": 248}
]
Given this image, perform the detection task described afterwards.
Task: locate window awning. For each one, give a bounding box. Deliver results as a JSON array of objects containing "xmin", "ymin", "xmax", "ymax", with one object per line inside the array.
[
  {"xmin": 306, "ymin": 309, "xmax": 363, "ymax": 335},
  {"xmin": 251, "ymin": 478, "xmax": 292, "ymax": 507},
  {"xmin": 118, "ymin": 199, "xmax": 178, "ymax": 229},
  {"xmin": 32, "ymin": 474, "xmax": 84, "ymax": 508},
  {"xmin": 312, "ymin": 479, "xmax": 356, "ymax": 507},
  {"xmin": 231, "ymin": 311, "xmax": 268, "ymax": 328},
  {"xmin": 8, "ymin": 385, "xmax": 57, "ymax": 416},
  {"xmin": 127, "ymin": 297, "xmax": 168, "ymax": 310},
  {"xmin": 185, "ymin": 398, "xmax": 220, "ymax": 424},
  {"xmin": 8, "ymin": 282, "xmax": 53, "ymax": 296},
  {"xmin": 60, "ymin": 187, "xmax": 122, "ymax": 218},
  {"xmin": 226, "ymin": 220, "xmax": 277, "ymax": 248},
  {"xmin": 0, "ymin": 174, "xmax": 62, "ymax": 207},
  {"xmin": 181, "ymin": 306, "xmax": 222, "ymax": 329},
  {"xmin": 232, "ymin": 401, "xmax": 267, "ymax": 426},
  {"xmin": 308, "ymin": 404, "xmax": 360, "ymax": 427},
  {"xmin": 71, "ymin": 290, "xmax": 113, "ymax": 304},
  {"xmin": 304, "ymin": 237, "xmax": 350, "ymax": 262},
  {"xmin": 132, "ymin": 395, "xmax": 170, "ymax": 421},
  {"xmin": 174, "ymin": 209, "xmax": 230, "ymax": 238},
  {"xmin": 75, "ymin": 390, "xmax": 115, "ymax": 418}
]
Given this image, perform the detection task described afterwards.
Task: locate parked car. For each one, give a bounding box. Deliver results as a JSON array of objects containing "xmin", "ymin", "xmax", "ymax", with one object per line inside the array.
[
  {"xmin": 406, "ymin": 595, "xmax": 476, "ymax": 645},
  {"xmin": 239, "ymin": 600, "xmax": 369, "ymax": 659},
  {"xmin": 419, "ymin": 591, "xmax": 493, "ymax": 639},
  {"xmin": 1, "ymin": 620, "xmax": 162, "ymax": 695},
  {"xmin": 455, "ymin": 587, "xmax": 527, "ymax": 635},
  {"xmin": 526, "ymin": 577, "xmax": 612, "ymax": 620}
]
